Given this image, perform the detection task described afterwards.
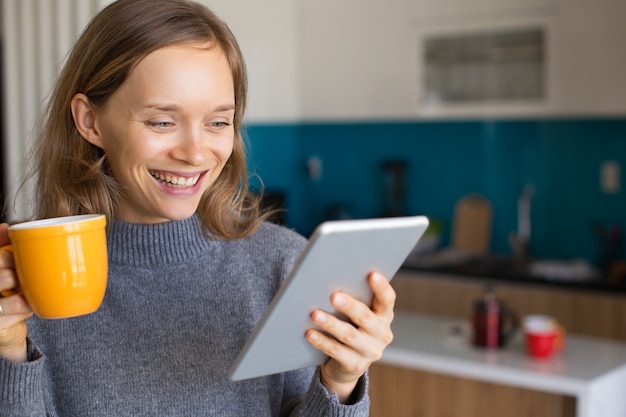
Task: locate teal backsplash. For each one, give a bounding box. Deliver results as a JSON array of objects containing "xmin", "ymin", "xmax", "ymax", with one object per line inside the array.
[{"xmin": 245, "ymin": 119, "xmax": 626, "ymax": 263}]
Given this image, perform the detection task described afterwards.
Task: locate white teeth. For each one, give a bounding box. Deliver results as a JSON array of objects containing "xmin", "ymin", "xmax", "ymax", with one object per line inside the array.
[{"xmin": 150, "ymin": 171, "xmax": 200, "ymax": 188}]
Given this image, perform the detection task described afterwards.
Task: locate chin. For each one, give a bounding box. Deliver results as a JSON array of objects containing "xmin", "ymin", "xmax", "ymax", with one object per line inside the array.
[{"xmin": 164, "ymin": 211, "xmax": 198, "ymax": 222}]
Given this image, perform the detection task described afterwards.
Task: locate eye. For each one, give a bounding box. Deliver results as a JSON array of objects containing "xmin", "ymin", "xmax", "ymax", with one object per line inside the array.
[
  {"xmin": 150, "ymin": 121, "xmax": 172, "ymax": 128},
  {"xmin": 146, "ymin": 120, "xmax": 175, "ymax": 130},
  {"xmin": 209, "ymin": 120, "xmax": 233, "ymax": 129}
]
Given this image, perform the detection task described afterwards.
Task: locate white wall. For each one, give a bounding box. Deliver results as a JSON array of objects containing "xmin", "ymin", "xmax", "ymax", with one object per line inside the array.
[
  {"xmin": 202, "ymin": 1, "xmax": 302, "ymax": 123},
  {"xmin": 550, "ymin": 0, "xmax": 626, "ymax": 115},
  {"xmin": 300, "ymin": 0, "xmax": 420, "ymax": 121},
  {"xmin": 298, "ymin": 0, "xmax": 626, "ymax": 120}
]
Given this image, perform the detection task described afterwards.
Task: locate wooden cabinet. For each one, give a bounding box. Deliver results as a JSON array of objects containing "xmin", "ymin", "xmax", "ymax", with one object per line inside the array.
[{"xmin": 370, "ymin": 362, "xmax": 576, "ymax": 417}]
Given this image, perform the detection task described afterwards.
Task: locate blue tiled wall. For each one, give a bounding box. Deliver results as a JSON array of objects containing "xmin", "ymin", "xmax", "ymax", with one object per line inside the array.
[{"xmin": 245, "ymin": 119, "xmax": 626, "ymax": 262}]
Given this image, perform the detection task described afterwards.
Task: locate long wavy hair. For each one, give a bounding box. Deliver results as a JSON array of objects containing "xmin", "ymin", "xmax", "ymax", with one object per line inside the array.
[{"xmin": 28, "ymin": 0, "xmax": 270, "ymax": 238}]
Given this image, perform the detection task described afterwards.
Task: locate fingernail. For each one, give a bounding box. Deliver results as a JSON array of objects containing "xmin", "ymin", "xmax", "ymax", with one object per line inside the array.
[
  {"xmin": 333, "ymin": 294, "xmax": 346, "ymax": 307},
  {"xmin": 314, "ymin": 311, "xmax": 328, "ymax": 324},
  {"xmin": 372, "ymin": 272, "xmax": 384, "ymax": 283}
]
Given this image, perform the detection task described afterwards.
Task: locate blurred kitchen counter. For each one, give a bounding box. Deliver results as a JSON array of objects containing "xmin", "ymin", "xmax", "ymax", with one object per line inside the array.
[
  {"xmin": 373, "ymin": 264, "xmax": 626, "ymax": 417},
  {"xmin": 370, "ymin": 311, "xmax": 626, "ymax": 417},
  {"xmin": 391, "ymin": 268, "xmax": 626, "ymax": 342}
]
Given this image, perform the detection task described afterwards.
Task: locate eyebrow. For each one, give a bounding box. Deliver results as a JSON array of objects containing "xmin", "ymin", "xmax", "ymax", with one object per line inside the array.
[{"xmin": 141, "ymin": 103, "xmax": 236, "ymax": 113}]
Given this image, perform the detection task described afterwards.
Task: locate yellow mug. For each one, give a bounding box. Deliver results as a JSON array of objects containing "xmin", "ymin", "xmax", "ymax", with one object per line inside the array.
[{"xmin": 0, "ymin": 214, "xmax": 108, "ymax": 319}]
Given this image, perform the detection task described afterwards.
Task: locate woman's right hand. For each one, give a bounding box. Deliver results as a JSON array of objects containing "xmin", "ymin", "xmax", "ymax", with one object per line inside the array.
[{"xmin": 0, "ymin": 223, "xmax": 33, "ymax": 362}]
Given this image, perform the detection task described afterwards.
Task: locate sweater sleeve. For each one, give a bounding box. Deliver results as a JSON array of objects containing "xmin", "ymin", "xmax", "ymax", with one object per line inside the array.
[
  {"xmin": 283, "ymin": 367, "xmax": 370, "ymax": 417},
  {"xmin": 0, "ymin": 338, "xmax": 49, "ymax": 417}
]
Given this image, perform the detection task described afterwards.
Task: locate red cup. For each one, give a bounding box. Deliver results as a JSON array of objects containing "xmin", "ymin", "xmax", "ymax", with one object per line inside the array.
[
  {"xmin": 523, "ymin": 315, "xmax": 565, "ymax": 359},
  {"xmin": 526, "ymin": 331, "xmax": 557, "ymax": 358}
]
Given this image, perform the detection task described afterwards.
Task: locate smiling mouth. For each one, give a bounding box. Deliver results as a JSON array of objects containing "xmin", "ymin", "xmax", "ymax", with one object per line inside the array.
[{"xmin": 149, "ymin": 170, "xmax": 201, "ymax": 188}]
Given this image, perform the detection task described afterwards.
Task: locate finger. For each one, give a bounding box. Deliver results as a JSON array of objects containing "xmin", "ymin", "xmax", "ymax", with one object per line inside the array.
[
  {"xmin": 0, "ymin": 313, "xmax": 33, "ymax": 335},
  {"xmin": 0, "ymin": 294, "xmax": 32, "ymax": 318},
  {"xmin": 310, "ymin": 309, "xmax": 384, "ymax": 360},
  {"xmin": 0, "ymin": 253, "xmax": 18, "ymax": 298},
  {"xmin": 369, "ymin": 272, "xmax": 396, "ymax": 317},
  {"xmin": 329, "ymin": 286, "xmax": 393, "ymax": 343},
  {"xmin": 0, "ymin": 259, "xmax": 19, "ymax": 298},
  {"xmin": 0, "ymin": 223, "xmax": 9, "ymax": 247},
  {"xmin": 0, "ymin": 247, "xmax": 15, "ymax": 269},
  {"xmin": 311, "ymin": 309, "xmax": 365, "ymax": 346},
  {"xmin": 0, "ymin": 268, "xmax": 18, "ymax": 293},
  {"xmin": 0, "ymin": 319, "xmax": 32, "ymax": 357},
  {"xmin": 329, "ymin": 292, "xmax": 383, "ymax": 339},
  {"xmin": 306, "ymin": 327, "xmax": 373, "ymax": 374}
]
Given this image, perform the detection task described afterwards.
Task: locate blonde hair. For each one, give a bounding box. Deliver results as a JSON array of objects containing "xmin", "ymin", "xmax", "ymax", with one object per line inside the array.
[{"xmin": 29, "ymin": 0, "xmax": 268, "ymax": 238}]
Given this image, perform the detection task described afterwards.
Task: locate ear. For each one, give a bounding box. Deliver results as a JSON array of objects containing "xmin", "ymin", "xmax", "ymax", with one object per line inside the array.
[{"xmin": 71, "ymin": 93, "xmax": 104, "ymax": 148}]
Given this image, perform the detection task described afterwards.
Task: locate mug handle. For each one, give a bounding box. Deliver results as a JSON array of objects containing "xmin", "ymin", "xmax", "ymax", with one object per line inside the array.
[
  {"xmin": 0, "ymin": 245, "xmax": 23, "ymax": 297},
  {"xmin": 553, "ymin": 323, "xmax": 566, "ymax": 351}
]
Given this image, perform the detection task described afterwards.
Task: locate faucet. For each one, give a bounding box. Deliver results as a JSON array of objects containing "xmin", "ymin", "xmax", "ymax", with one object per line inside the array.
[{"xmin": 509, "ymin": 185, "xmax": 535, "ymax": 262}]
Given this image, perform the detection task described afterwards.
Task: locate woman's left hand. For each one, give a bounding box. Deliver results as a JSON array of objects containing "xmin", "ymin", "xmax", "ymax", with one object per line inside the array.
[{"xmin": 306, "ymin": 271, "xmax": 396, "ymax": 403}]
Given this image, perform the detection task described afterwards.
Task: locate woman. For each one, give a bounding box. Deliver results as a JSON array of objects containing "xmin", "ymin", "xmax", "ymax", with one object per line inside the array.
[{"xmin": 0, "ymin": 0, "xmax": 395, "ymax": 415}]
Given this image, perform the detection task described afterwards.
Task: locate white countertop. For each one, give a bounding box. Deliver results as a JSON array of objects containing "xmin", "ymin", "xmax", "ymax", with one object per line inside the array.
[{"xmin": 382, "ymin": 311, "xmax": 626, "ymax": 398}]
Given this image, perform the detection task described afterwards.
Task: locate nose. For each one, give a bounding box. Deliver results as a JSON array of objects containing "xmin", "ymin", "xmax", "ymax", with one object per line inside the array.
[{"xmin": 170, "ymin": 127, "xmax": 210, "ymax": 166}]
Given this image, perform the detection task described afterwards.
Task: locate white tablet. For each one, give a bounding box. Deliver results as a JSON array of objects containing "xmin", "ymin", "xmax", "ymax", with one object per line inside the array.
[{"xmin": 228, "ymin": 215, "xmax": 429, "ymax": 381}]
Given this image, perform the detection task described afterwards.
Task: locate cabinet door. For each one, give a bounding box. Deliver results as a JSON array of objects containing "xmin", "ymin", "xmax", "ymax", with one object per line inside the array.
[{"xmin": 369, "ymin": 362, "xmax": 576, "ymax": 417}]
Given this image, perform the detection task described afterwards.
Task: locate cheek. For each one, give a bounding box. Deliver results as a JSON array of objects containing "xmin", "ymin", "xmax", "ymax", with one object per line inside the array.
[
  {"xmin": 102, "ymin": 138, "xmax": 159, "ymax": 179},
  {"xmin": 108, "ymin": 133, "xmax": 163, "ymax": 163},
  {"xmin": 217, "ymin": 138, "xmax": 235, "ymax": 164}
]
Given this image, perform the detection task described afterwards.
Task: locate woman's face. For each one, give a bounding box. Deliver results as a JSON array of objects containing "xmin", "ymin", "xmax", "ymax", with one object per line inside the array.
[{"xmin": 91, "ymin": 43, "xmax": 235, "ymax": 224}]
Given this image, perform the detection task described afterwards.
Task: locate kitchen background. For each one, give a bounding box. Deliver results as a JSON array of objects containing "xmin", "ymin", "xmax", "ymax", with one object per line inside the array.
[
  {"xmin": 3, "ymin": 4, "xmax": 624, "ymax": 414},
  {"xmin": 2, "ymin": 0, "xmax": 625, "ymax": 265},
  {"xmin": 231, "ymin": 0, "xmax": 626, "ymax": 265}
]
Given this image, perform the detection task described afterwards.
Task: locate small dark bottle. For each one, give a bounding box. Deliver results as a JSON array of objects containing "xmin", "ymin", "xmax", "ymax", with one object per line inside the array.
[{"xmin": 472, "ymin": 285, "xmax": 501, "ymax": 348}]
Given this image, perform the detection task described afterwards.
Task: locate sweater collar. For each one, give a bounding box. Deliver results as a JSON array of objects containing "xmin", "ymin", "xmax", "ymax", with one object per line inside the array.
[{"xmin": 107, "ymin": 215, "xmax": 215, "ymax": 266}]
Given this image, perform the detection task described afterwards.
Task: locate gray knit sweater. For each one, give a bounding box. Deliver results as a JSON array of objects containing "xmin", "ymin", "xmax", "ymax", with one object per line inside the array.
[{"xmin": 0, "ymin": 215, "xmax": 369, "ymax": 416}]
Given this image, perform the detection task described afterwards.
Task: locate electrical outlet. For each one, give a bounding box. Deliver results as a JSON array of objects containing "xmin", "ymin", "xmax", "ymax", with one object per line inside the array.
[
  {"xmin": 600, "ymin": 161, "xmax": 621, "ymax": 194},
  {"xmin": 306, "ymin": 156, "xmax": 322, "ymax": 181}
]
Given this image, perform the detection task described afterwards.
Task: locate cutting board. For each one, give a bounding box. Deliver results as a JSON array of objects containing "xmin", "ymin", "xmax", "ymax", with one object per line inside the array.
[{"xmin": 451, "ymin": 194, "xmax": 493, "ymax": 255}]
